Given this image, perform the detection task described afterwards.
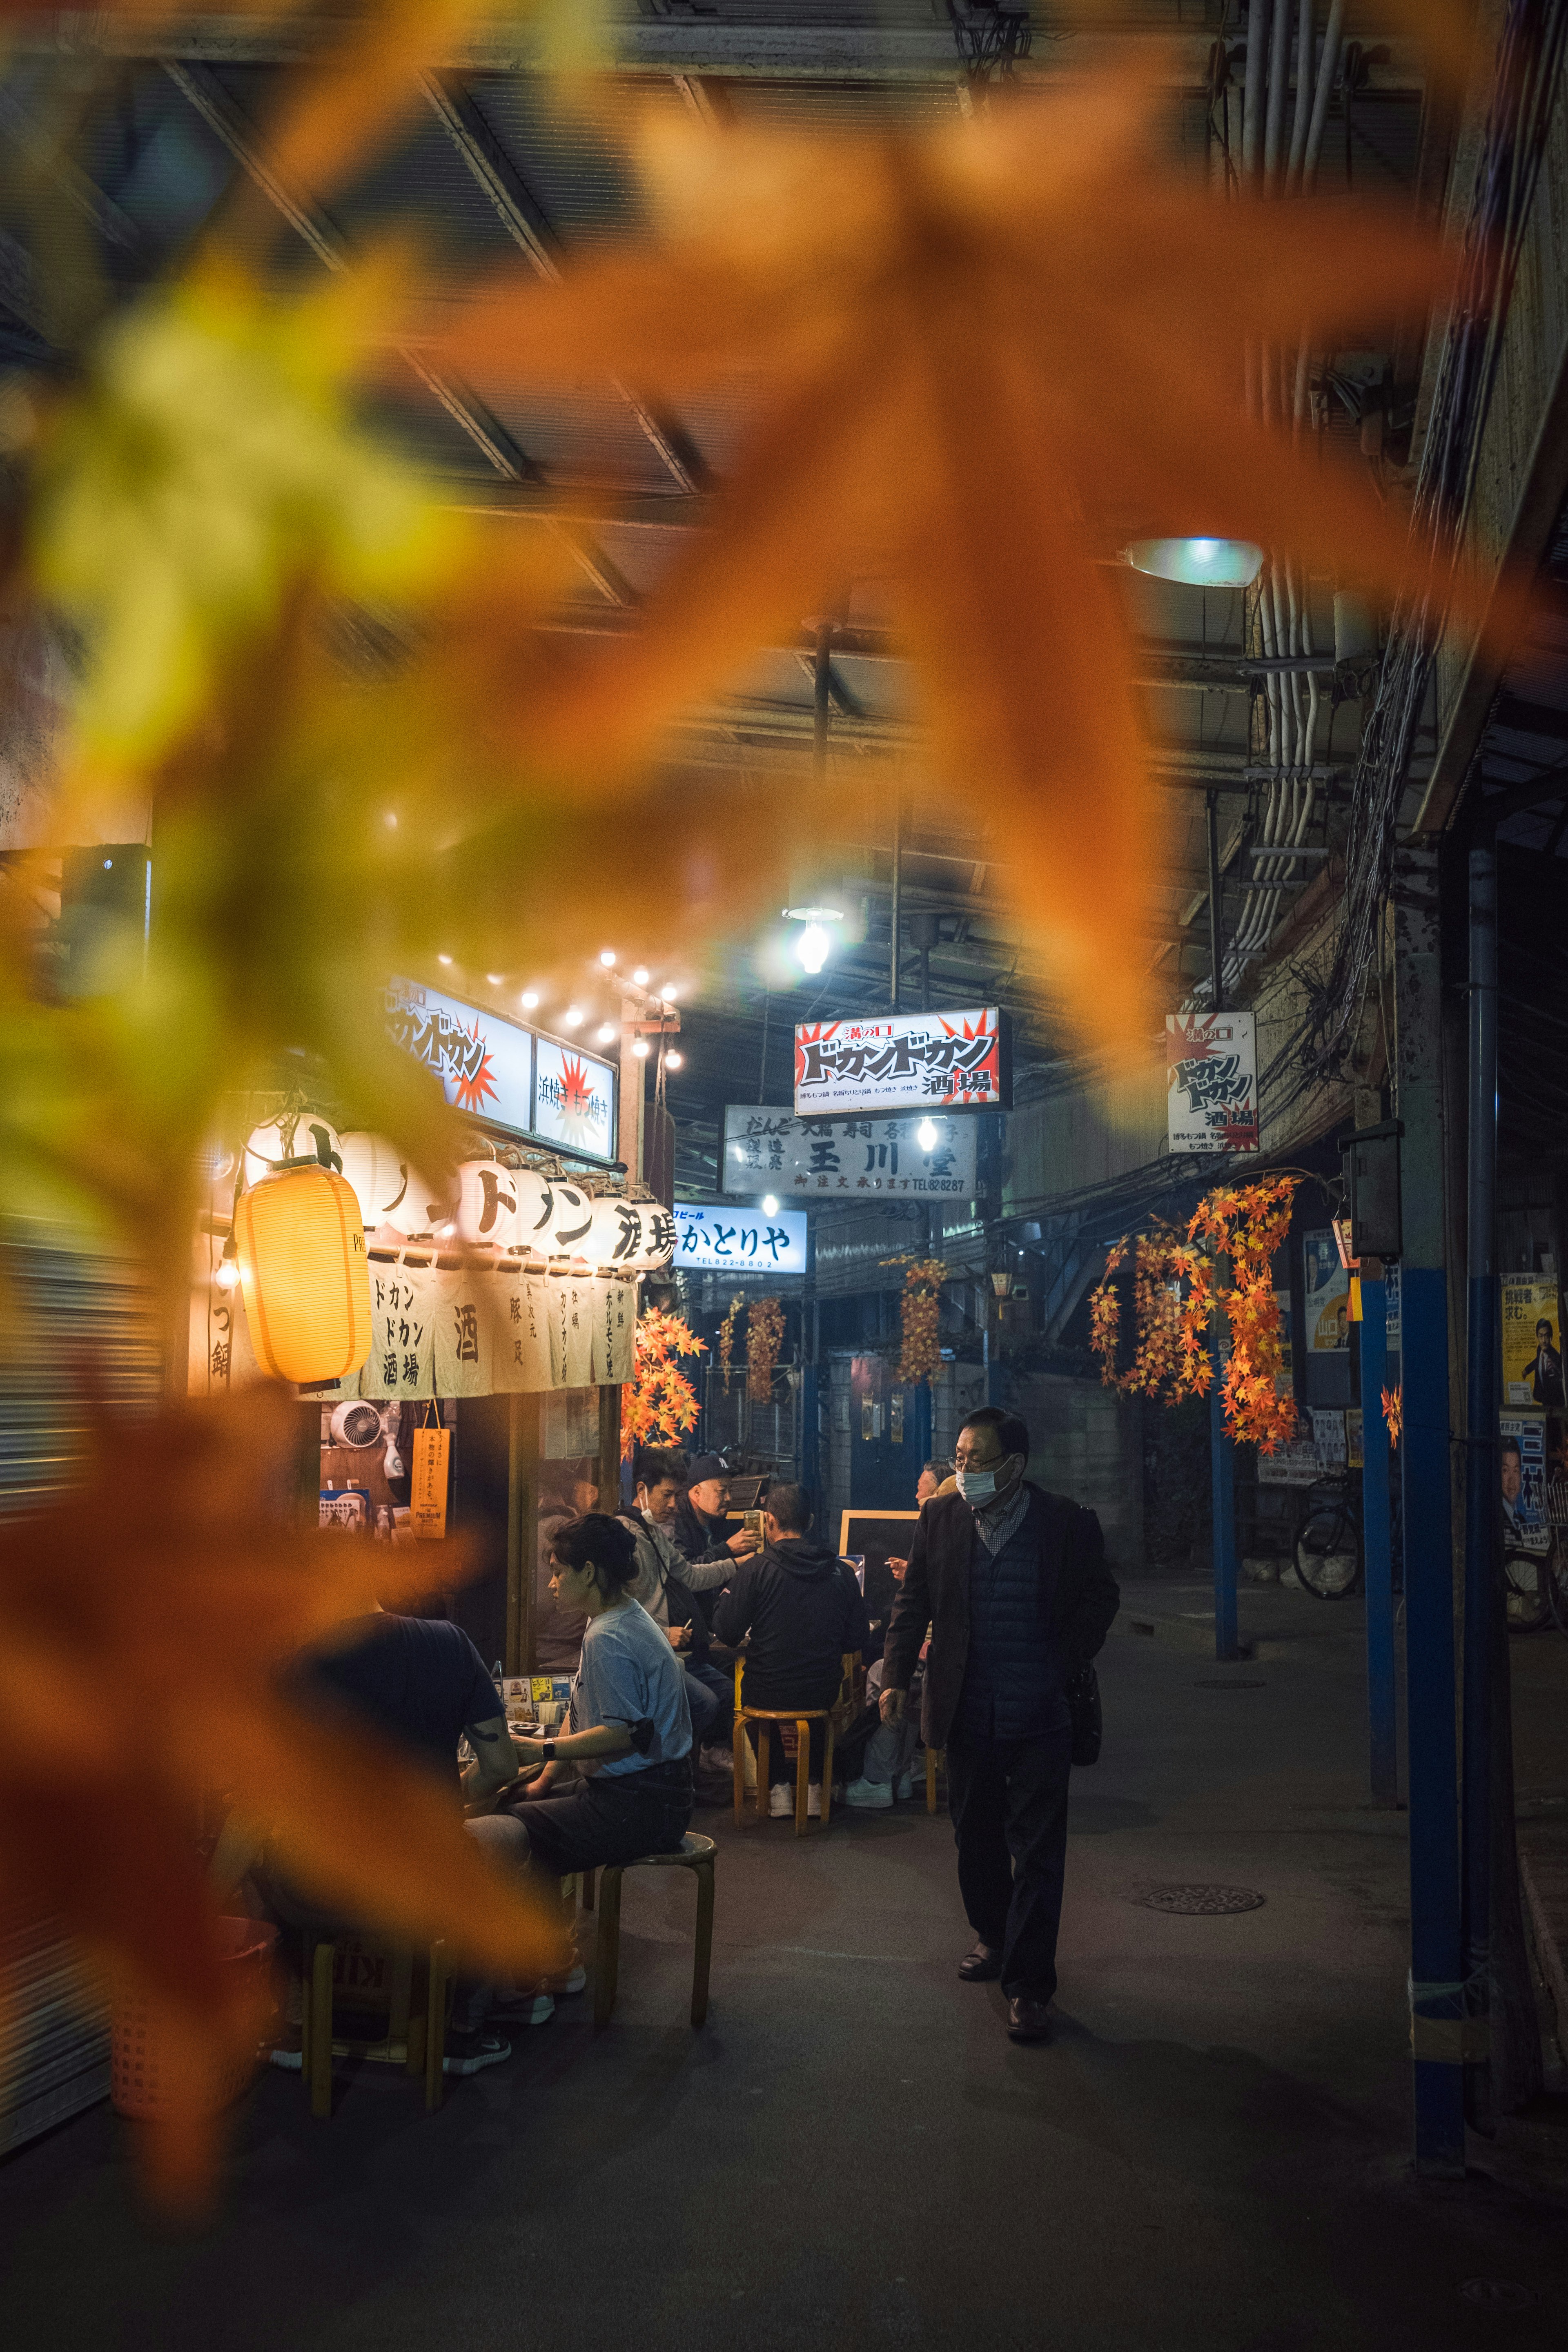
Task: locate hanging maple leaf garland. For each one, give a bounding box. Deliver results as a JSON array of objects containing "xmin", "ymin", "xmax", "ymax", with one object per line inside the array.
[
  {"xmin": 0, "ymin": 1384, "xmax": 553, "ymax": 2200},
  {"xmin": 425, "ymin": 72, "xmax": 1468, "ymax": 1062},
  {"xmin": 746, "ymin": 1296, "xmax": 786, "ymax": 1403},
  {"xmin": 623, "ymin": 1306, "xmax": 706, "ymax": 1447},
  {"xmin": 1089, "ymin": 1177, "xmax": 1299, "ymax": 1452},
  {"xmin": 718, "ymin": 1292, "xmax": 745, "ymax": 1396}
]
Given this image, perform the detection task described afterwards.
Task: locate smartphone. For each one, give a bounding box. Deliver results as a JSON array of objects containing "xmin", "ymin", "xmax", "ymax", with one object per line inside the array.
[{"xmin": 744, "ymin": 1508, "xmax": 764, "ymax": 1539}]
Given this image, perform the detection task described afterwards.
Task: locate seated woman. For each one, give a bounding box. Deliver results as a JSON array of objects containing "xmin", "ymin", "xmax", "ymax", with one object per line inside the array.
[{"xmin": 484, "ymin": 1512, "xmax": 695, "ymax": 1882}]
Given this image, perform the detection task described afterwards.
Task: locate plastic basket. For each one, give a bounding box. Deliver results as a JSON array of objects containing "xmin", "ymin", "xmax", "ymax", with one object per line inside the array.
[{"xmin": 111, "ymin": 1918, "xmax": 277, "ymax": 2122}]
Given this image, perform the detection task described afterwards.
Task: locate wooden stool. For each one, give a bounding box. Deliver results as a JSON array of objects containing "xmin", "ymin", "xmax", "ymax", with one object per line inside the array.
[
  {"xmin": 925, "ymin": 1748, "xmax": 945, "ymax": 1814},
  {"xmin": 730, "ymin": 1657, "xmax": 841, "ymax": 1833},
  {"xmin": 301, "ymin": 1934, "xmax": 450, "ymax": 2120},
  {"xmin": 592, "ymin": 1833, "xmax": 716, "ymax": 2031}
]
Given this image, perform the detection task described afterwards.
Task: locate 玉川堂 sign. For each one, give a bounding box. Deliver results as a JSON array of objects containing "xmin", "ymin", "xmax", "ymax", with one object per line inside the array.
[
  {"xmin": 793, "ymin": 1009, "xmax": 1008, "ymax": 1117},
  {"xmin": 723, "ymin": 1107, "xmax": 978, "ymax": 1198},
  {"xmin": 1165, "ymin": 1012, "xmax": 1258, "ymax": 1153}
]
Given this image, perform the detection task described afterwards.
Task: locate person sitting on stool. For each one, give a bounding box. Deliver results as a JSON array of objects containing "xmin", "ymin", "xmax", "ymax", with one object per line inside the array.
[
  {"xmin": 879, "ymin": 1406, "xmax": 1119, "ymax": 2043},
  {"xmin": 712, "ymin": 1482, "xmax": 870, "ymax": 1819}
]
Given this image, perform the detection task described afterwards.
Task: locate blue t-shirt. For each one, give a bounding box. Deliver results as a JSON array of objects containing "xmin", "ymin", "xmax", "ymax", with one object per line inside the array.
[
  {"xmin": 299, "ymin": 1615, "xmax": 504, "ymax": 1789},
  {"xmin": 570, "ymin": 1599, "xmax": 692, "ymax": 1777}
]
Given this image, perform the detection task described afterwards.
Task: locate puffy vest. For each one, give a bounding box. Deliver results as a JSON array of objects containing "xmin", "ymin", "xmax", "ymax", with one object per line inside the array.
[{"xmin": 955, "ymin": 1490, "xmax": 1070, "ymax": 1740}]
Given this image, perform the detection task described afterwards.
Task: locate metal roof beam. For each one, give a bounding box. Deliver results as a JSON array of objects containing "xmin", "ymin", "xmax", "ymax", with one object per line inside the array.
[{"xmin": 420, "ymin": 70, "xmax": 706, "ymax": 495}]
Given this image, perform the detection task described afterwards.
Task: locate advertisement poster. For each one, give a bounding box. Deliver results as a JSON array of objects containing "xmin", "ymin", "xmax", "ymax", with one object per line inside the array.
[
  {"xmin": 724, "ymin": 1107, "xmax": 978, "ymax": 1199},
  {"xmin": 385, "ymin": 977, "xmax": 534, "ymax": 1132},
  {"xmin": 674, "ymin": 1203, "xmax": 808, "ymax": 1276},
  {"xmin": 1304, "ymin": 1229, "xmax": 1351, "ymax": 1352},
  {"xmin": 409, "ymin": 1426, "xmax": 450, "ymax": 1539},
  {"xmin": 1500, "ymin": 1274, "xmax": 1565, "ymax": 1408},
  {"xmin": 533, "ymin": 1037, "xmax": 618, "ymax": 1162},
  {"xmin": 1165, "ymin": 1011, "xmax": 1259, "ymax": 1153},
  {"xmin": 1501, "ymin": 1409, "xmax": 1550, "ymax": 1556},
  {"xmin": 794, "ymin": 1008, "xmax": 1009, "ymax": 1116}
]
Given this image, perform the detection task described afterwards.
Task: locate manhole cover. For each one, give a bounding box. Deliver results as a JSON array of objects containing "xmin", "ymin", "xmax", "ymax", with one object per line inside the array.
[
  {"xmin": 1137, "ymin": 1884, "xmax": 1266, "ymax": 1915},
  {"xmin": 1193, "ymin": 1677, "xmax": 1267, "ymax": 1689},
  {"xmin": 1460, "ymin": 2280, "xmax": 1537, "ymax": 2312}
]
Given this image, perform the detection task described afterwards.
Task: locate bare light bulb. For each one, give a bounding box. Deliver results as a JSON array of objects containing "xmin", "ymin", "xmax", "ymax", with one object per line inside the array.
[
  {"xmin": 632, "ymin": 966, "xmax": 649, "ymax": 985},
  {"xmin": 597, "ymin": 1022, "xmax": 617, "ymax": 1044},
  {"xmin": 599, "ymin": 949, "xmax": 617, "ymax": 967},
  {"xmin": 660, "ymin": 984, "xmax": 678, "ymax": 1002},
  {"xmin": 795, "ymin": 924, "xmax": 831, "ymax": 975},
  {"xmin": 437, "ymin": 953, "xmax": 453, "ymax": 967},
  {"xmin": 216, "ymin": 1255, "xmax": 240, "ymax": 1292},
  {"xmin": 633, "ymin": 1038, "xmax": 650, "ymax": 1059},
  {"xmin": 917, "ymin": 1118, "xmax": 939, "ymax": 1152},
  {"xmin": 666, "ymin": 1049, "xmax": 684, "ymax": 1069},
  {"xmin": 521, "ymin": 990, "xmax": 539, "ymax": 1009},
  {"xmin": 563, "ymin": 1005, "xmax": 583, "ymax": 1028}
]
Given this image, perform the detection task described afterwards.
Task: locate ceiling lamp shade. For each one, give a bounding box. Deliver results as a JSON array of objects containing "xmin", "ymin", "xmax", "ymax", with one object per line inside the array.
[
  {"xmin": 1122, "ymin": 537, "xmax": 1263, "ymax": 588},
  {"xmin": 234, "ymin": 1165, "xmax": 372, "ymax": 1384}
]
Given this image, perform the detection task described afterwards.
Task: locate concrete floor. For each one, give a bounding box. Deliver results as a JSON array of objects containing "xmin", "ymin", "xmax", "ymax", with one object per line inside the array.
[{"xmin": 6, "ymin": 1591, "xmax": 1568, "ymax": 2352}]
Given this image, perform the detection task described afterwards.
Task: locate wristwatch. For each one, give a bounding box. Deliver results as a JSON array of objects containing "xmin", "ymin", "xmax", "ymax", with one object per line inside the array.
[{"xmin": 541, "ymin": 1739, "xmax": 557, "ymax": 1762}]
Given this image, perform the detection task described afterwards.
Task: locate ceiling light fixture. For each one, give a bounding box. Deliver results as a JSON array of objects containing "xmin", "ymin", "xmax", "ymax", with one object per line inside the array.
[
  {"xmin": 1122, "ymin": 536, "xmax": 1263, "ymax": 588},
  {"xmin": 596, "ymin": 1022, "xmax": 617, "ymax": 1044},
  {"xmin": 563, "ymin": 1005, "xmax": 583, "ymax": 1028},
  {"xmin": 660, "ymin": 984, "xmax": 678, "ymax": 1002},
  {"xmin": 437, "ymin": 953, "xmax": 453, "ymax": 966},
  {"xmin": 666, "ymin": 1050, "xmax": 684, "ymax": 1069},
  {"xmin": 632, "ymin": 965, "xmax": 649, "ymax": 986},
  {"xmin": 486, "ymin": 974, "xmax": 503, "ymax": 986},
  {"xmin": 521, "ymin": 990, "xmax": 539, "ymax": 1009},
  {"xmin": 633, "ymin": 1038, "xmax": 650, "ymax": 1059},
  {"xmin": 599, "ymin": 949, "xmax": 617, "ymax": 967},
  {"xmin": 795, "ymin": 923, "xmax": 831, "ymax": 975}
]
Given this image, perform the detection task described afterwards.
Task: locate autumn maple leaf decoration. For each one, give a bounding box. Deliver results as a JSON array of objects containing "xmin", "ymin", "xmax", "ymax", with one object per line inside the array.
[
  {"xmin": 424, "ymin": 68, "xmax": 1462, "ymax": 1061},
  {"xmin": 0, "ymin": 1385, "xmax": 552, "ymax": 2196}
]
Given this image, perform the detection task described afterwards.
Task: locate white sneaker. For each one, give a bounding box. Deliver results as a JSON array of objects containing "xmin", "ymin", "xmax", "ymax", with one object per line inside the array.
[
  {"xmin": 845, "ymin": 1775, "xmax": 894, "ymax": 1811},
  {"xmin": 768, "ymin": 1783, "xmax": 794, "ymax": 1818},
  {"xmin": 894, "ymin": 1771, "xmax": 914, "ymax": 1802},
  {"xmin": 807, "ymin": 1783, "xmax": 822, "ymax": 1818}
]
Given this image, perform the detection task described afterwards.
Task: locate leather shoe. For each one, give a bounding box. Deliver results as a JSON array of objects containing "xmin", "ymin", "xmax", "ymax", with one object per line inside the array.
[
  {"xmin": 958, "ymin": 1942, "xmax": 1002, "ymax": 1982},
  {"xmin": 1007, "ymin": 1996, "xmax": 1051, "ymax": 2043}
]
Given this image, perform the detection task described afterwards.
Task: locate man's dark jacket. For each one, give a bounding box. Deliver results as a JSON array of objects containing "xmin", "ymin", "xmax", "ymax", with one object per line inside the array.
[
  {"xmin": 671, "ymin": 1493, "xmax": 728, "ymax": 1566},
  {"xmin": 882, "ymin": 1482, "xmax": 1120, "ymax": 1748},
  {"xmin": 713, "ymin": 1536, "xmax": 872, "ymax": 1711}
]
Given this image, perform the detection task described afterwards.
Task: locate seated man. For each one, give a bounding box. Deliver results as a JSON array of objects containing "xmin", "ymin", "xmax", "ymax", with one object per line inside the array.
[
  {"xmin": 670, "ymin": 1452, "xmax": 740, "ymax": 1572},
  {"xmin": 238, "ymin": 1604, "xmax": 527, "ymax": 2077},
  {"xmin": 713, "ymin": 1482, "xmax": 871, "ymax": 1819},
  {"xmin": 619, "ymin": 1446, "xmax": 757, "ymax": 1756}
]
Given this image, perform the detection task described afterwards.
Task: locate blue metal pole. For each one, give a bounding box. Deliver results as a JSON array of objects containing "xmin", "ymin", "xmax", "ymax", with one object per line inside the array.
[
  {"xmin": 1211, "ymin": 1354, "xmax": 1239, "ymax": 1662},
  {"xmin": 1461, "ymin": 838, "xmax": 1497, "ymax": 2126},
  {"xmin": 1359, "ymin": 1269, "xmax": 1397, "ymax": 1806},
  {"xmin": 1394, "ymin": 843, "xmax": 1466, "ymax": 2176}
]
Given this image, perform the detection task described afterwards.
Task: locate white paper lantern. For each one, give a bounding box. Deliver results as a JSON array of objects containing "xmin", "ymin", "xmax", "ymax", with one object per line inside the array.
[
  {"xmin": 456, "ymin": 1159, "xmax": 519, "ymax": 1249},
  {"xmin": 340, "ymin": 1132, "xmax": 416, "ymax": 1230},
  {"xmin": 547, "ymin": 1183, "xmax": 595, "ymax": 1256},
  {"xmin": 586, "ymin": 1196, "xmax": 649, "ymax": 1270},
  {"xmin": 512, "ymin": 1172, "xmax": 556, "ymax": 1254},
  {"xmin": 636, "ymin": 1205, "xmax": 677, "ymax": 1271},
  {"xmin": 243, "ymin": 1113, "xmax": 342, "ymax": 1188},
  {"xmin": 385, "ymin": 1162, "xmax": 454, "ymax": 1239}
]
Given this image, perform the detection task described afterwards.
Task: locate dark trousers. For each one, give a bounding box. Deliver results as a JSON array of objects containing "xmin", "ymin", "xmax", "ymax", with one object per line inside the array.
[
  {"xmin": 945, "ymin": 1723, "xmax": 1073, "ymax": 2000},
  {"xmin": 746, "ymin": 1716, "xmax": 828, "ymax": 1786},
  {"xmin": 685, "ymin": 1659, "xmax": 733, "ymax": 1748}
]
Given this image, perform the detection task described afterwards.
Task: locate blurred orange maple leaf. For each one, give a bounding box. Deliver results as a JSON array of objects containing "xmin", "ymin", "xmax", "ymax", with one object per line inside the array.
[
  {"xmin": 0, "ymin": 1382, "xmax": 552, "ymax": 2195},
  {"xmin": 415, "ymin": 69, "xmax": 1466, "ymax": 1061}
]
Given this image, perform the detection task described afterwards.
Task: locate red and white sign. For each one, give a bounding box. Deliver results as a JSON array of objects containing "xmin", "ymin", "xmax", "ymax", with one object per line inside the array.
[
  {"xmin": 1166, "ymin": 1012, "xmax": 1259, "ymax": 1153},
  {"xmin": 793, "ymin": 1009, "xmax": 1008, "ymax": 1116}
]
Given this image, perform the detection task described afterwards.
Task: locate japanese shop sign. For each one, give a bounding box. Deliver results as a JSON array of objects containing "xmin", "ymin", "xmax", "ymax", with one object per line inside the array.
[
  {"xmin": 723, "ymin": 1107, "xmax": 978, "ymax": 1199},
  {"xmin": 533, "ymin": 1037, "xmax": 618, "ymax": 1162},
  {"xmin": 675, "ymin": 1204, "xmax": 808, "ymax": 1276},
  {"xmin": 386, "ymin": 977, "xmax": 535, "ymax": 1134},
  {"xmin": 1165, "ymin": 1011, "xmax": 1259, "ymax": 1153},
  {"xmin": 793, "ymin": 1009, "xmax": 1009, "ymax": 1116}
]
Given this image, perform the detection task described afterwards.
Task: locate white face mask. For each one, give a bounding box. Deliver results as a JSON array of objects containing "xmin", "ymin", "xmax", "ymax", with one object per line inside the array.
[{"xmin": 956, "ymin": 1465, "xmax": 1000, "ymax": 1504}]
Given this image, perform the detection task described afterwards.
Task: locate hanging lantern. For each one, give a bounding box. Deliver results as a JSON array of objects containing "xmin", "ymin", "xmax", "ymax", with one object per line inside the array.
[
  {"xmin": 512, "ymin": 1172, "xmax": 555, "ymax": 1255},
  {"xmin": 456, "ymin": 1159, "xmax": 519, "ymax": 1249},
  {"xmin": 586, "ymin": 1196, "xmax": 650, "ymax": 1270},
  {"xmin": 385, "ymin": 1163, "xmax": 454, "ymax": 1239},
  {"xmin": 340, "ymin": 1132, "xmax": 419, "ymax": 1231},
  {"xmin": 637, "ymin": 1205, "xmax": 677, "ymax": 1272},
  {"xmin": 234, "ymin": 1165, "xmax": 372, "ymax": 1384},
  {"xmin": 243, "ymin": 1113, "xmax": 342, "ymax": 1189},
  {"xmin": 546, "ymin": 1182, "xmax": 595, "ymax": 1256}
]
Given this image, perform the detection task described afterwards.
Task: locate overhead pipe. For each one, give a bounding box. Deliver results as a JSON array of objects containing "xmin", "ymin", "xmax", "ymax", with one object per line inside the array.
[
  {"xmin": 1286, "ymin": 0, "xmax": 1313, "ymax": 192},
  {"xmin": 1242, "ymin": 0, "xmax": 1271, "ymax": 188},
  {"xmin": 1263, "ymin": 0, "xmax": 1292, "ymax": 193},
  {"xmin": 1303, "ymin": 0, "xmax": 1348, "ymax": 194}
]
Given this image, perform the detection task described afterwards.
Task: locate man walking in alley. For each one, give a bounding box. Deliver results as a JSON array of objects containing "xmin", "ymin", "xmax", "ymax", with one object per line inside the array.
[{"xmin": 880, "ymin": 1405, "xmax": 1120, "ymax": 2042}]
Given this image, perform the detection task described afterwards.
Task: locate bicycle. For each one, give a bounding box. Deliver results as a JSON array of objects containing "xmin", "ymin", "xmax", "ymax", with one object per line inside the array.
[
  {"xmin": 1505, "ymin": 1476, "xmax": 1568, "ymax": 1634},
  {"xmin": 1294, "ymin": 1472, "xmax": 1363, "ymax": 1598}
]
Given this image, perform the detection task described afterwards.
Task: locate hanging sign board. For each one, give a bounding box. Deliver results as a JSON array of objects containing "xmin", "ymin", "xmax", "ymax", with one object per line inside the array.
[
  {"xmin": 1304, "ymin": 1229, "xmax": 1351, "ymax": 1352},
  {"xmin": 723, "ymin": 1107, "xmax": 978, "ymax": 1199},
  {"xmin": 1165, "ymin": 1012, "xmax": 1259, "ymax": 1152},
  {"xmin": 385, "ymin": 978, "xmax": 534, "ymax": 1133},
  {"xmin": 532, "ymin": 1037, "xmax": 617, "ymax": 1161},
  {"xmin": 409, "ymin": 1425, "xmax": 450, "ymax": 1540},
  {"xmin": 793, "ymin": 1009, "xmax": 1009, "ymax": 1116},
  {"xmin": 675, "ymin": 1203, "xmax": 808, "ymax": 1276}
]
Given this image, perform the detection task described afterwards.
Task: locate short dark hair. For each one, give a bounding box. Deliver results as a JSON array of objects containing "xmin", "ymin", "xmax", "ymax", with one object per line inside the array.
[
  {"xmin": 635, "ymin": 1446, "xmax": 686, "ymax": 1492},
  {"xmin": 1537, "ymin": 1319, "xmax": 1554, "ymax": 1337},
  {"xmin": 1501, "ymin": 1438, "xmax": 1522, "ymax": 1463},
  {"xmin": 960, "ymin": 1404, "xmax": 1030, "ymax": 1461},
  {"xmin": 548, "ymin": 1512, "xmax": 639, "ymax": 1590},
  {"xmin": 765, "ymin": 1481, "xmax": 812, "ymax": 1536},
  {"xmin": 922, "ymin": 1457, "xmax": 953, "ymax": 1479}
]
